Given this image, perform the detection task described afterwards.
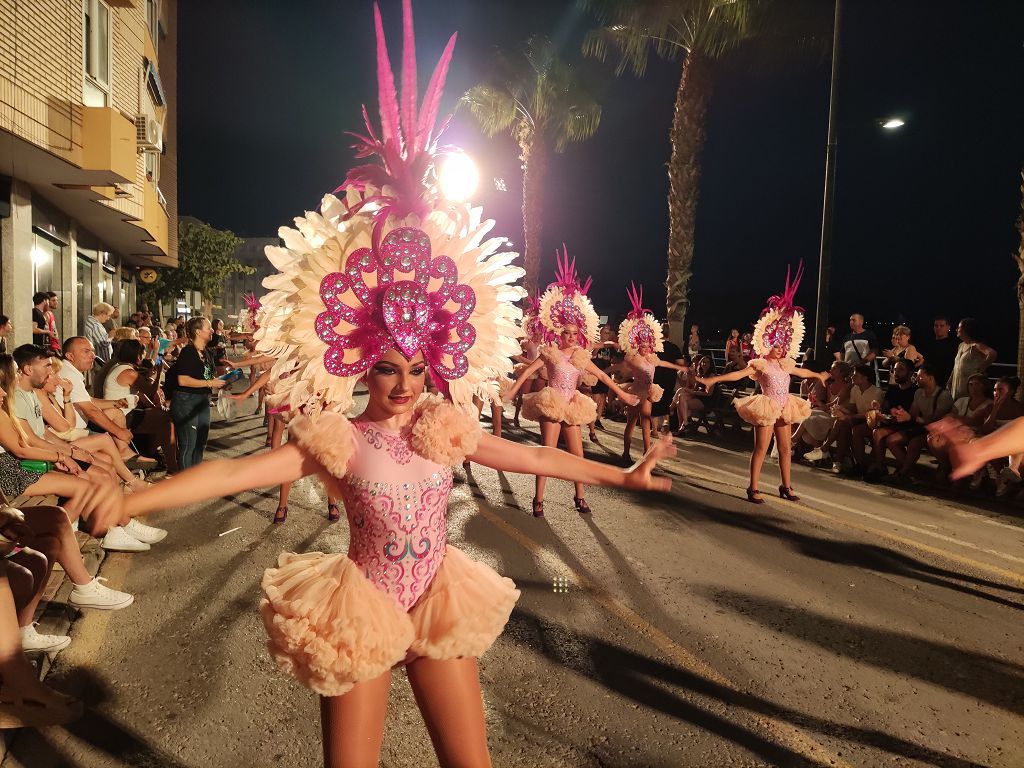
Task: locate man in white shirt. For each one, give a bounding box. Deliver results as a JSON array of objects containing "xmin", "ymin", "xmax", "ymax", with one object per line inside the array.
[
  {"xmin": 831, "ymin": 364, "xmax": 883, "ymax": 473},
  {"xmin": 60, "ymin": 337, "xmax": 156, "ymax": 467}
]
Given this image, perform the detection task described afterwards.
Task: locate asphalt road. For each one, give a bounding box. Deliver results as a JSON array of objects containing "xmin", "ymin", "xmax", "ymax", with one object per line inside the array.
[{"xmin": 5, "ymin": 401, "xmax": 1023, "ymax": 768}]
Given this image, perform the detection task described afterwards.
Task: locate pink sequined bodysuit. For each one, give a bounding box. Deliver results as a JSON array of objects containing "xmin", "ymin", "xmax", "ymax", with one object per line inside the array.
[
  {"xmin": 546, "ymin": 349, "xmax": 583, "ymax": 401},
  {"xmin": 339, "ymin": 419, "xmax": 454, "ymax": 611},
  {"xmin": 756, "ymin": 361, "xmax": 791, "ymax": 408},
  {"xmin": 630, "ymin": 357, "xmax": 655, "ymax": 396}
]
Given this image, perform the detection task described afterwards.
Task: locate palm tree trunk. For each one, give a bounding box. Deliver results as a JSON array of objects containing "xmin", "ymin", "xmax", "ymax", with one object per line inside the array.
[
  {"xmin": 1015, "ymin": 170, "xmax": 1024, "ymax": 400},
  {"xmin": 519, "ymin": 122, "xmax": 546, "ymax": 297},
  {"xmin": 665, "ymin": 53, "xmax": 712, "ymax": 349}
]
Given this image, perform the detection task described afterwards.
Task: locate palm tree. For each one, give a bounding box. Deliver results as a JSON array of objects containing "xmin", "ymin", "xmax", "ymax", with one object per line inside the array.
[
  {"xmin": 1013, "ymin": 170, "xmax": 1024, "ymax": 396},
  {"xmin": 581, "ymin": 0, "xmax": 754, "ymax": 346},
  {"xmin": 463, "ymin": 38, "xmax": 602, "ymax": 295}
]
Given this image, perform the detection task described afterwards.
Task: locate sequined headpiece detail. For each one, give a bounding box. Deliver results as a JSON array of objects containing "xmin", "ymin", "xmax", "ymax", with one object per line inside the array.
[
  {"xmin": 752, "ymin": 262, "xmax": 805, "ymax": 360},
  {"xmin": 537, "ymin": 245, "xmax": 599, "ymax": 347},
  {"xmin": 617, "ymin": 282, "xmax": 663, "ymax": 355},
  {"xmin": 315, "ymin": 226, "xmax": 476, "ymax": 388}
]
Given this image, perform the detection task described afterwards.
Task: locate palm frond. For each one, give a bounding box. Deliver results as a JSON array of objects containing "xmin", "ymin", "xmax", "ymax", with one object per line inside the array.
[{"xmin": 461, "ymin": 84, "xmax": 519, "ymax": 137}]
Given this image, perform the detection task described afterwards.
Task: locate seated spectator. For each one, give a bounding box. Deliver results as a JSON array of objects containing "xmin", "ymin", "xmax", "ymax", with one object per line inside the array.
[
  {"xmin": 11, "ymin": 345, "xmax": 147, "ymax": 492},
  {"xmin": 843, "ymin": 359, "xmax": 916, "ymax": 476},
  {"xmin": 90, "ymin": 341, "xmax": 176, "ymax": 474},
  {"xmin": 0, "ymin": 550, "xmax": 81, "ymax": 727},
  {"xmin": 794, "ymin": 361, "xmax": 852, "ymax": 463},
  {"xmin": 881, "ymin": 325, "xmax": 923, "ymax": 368},
  {"xmin": 109, "ymin": 326, "xmax": 139, "ymax": 346},
  {"xmin": 672, "ymin": 357, "xmax": 711, "ymax": 435},
  {"xmin": 102, "ymin": 307, "xmax": 120, "ymax": 335},
  {"xmin": 84, "ymin": 303, "xmax": 115, "ymax": 365},
  {"xmin": 0, "ymin": 315, "xmax": 13, "ymax": 356},
  {"xmin": 948, "ymin": 318, "xmax": 996, "ymax": 400},
  {"xmin": 869, "ymin": 363, "xmax": 952, "ymax": 482},
  {"xmin": 831, "ymin": 364, "xmax": 883, "ymax": 473},
  {"xmin": 58, "ymin": 338, "xmax": 157, "ymax": 469},
  {"xmin": 970, "ymin": 376, "xmax": 1024, "ymax": 494},
  {"xmin": 928, "ymin": 372, "xmax": 992, "ymax": 480}
]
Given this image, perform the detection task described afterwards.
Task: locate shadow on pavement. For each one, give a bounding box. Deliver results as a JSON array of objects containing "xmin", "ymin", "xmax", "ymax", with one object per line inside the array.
[
  {"xmin": 706, "ymin": 588, "xmax": 1024, "ymax": 716},
  {"xmin": 507, "ymin": 608, "xmax": 991, "ymax": 768}
]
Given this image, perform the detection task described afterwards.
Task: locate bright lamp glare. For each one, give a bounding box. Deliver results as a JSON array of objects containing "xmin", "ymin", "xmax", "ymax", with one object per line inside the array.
[
  {"xmin": 882, "ymin": 118, "xmax": 905, "ymax": 129},
  {"xmin": 438, "ymin": 154, "xmax": 479, "ymax": 202}
]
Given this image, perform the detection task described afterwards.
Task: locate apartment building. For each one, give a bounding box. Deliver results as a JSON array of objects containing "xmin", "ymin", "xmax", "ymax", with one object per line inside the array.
[{"xmin": 0, "ymin": 0, "xmax": 177, "ymax": 346}]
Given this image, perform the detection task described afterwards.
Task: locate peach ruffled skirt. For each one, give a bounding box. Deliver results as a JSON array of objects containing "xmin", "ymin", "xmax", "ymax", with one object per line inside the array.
[
  {"xmin": 259, "ymin": 546, "xmax": 519, "ymax": 697},
  {"xmin": 622, "ymin": 382, "xmax": 665, "ymax": 404},
  {"xmin": 520, "ymin": 388, "xmax": 597, "ymax": 426},
  {"xmin": 733, "ymin": 393, "xmax": 812, "ymax": 426}
]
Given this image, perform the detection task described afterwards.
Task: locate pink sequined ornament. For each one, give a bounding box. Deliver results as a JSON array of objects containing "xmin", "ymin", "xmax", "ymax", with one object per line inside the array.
[{"xmin": 316, "ymin": 226, "xmax": 476, "ymax": 382}]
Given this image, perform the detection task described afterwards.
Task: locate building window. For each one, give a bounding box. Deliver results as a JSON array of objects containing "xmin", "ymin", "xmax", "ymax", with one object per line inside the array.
[
  {"xmin": 31, "ymin": 230, "xmax": 63, "ymax": 299},
  {"xmin": 76, "ymin": 256, "xmax": 95, "ymax": 337},
  {"xmin": 82, "ymin": 0, "xmax": 112, "ymax": 107},
  {"xmin": 146, "ymin": 0, "xmax": 160, "ymax": 43},
  {"xmin": 144, "ymin": 150, "xmax": 160, "ymax": 183}
]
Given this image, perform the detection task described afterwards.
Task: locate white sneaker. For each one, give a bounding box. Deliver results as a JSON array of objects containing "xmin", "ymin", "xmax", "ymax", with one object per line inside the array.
[
  {"xmin": 69, "ymin": 577, "xmax": 134, "ymax": 610},
  {"xmin": 125, "ymin": 518, "xmax": 167, "ymax": 544},
  {"xmin": 100, "ymin": 526, "xmax": 150, "ymax": 552},
  {"xmin": 830, "ymin": 462, "xmax": 842, "ymax": 474},
  {"xmin": 20, "ymin": 623, "xmax": 71, "ymax": 653},
  {"xmin": 805, "ymin": 448, "xmax": 826, "ymax": 462}
]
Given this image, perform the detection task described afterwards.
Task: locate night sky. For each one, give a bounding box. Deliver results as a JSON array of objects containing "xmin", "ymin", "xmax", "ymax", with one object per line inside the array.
[{"xmin": 178, "ymin": 0, "xmax": 1024, "ymax": 354}]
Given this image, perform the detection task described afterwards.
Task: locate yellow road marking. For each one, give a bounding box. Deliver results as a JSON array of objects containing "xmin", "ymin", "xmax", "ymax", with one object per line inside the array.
[
  {"xmin": 675, "ymin": 459, "xmax": 1024, "ymax": 588},
  {"xmin": 475, "ymin": 504, "xmax": 852, "ymax": 768}
]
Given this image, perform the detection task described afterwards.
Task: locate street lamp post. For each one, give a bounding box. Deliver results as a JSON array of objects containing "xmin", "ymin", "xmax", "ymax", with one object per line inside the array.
[{"xmin": 814, "ymin": 0, "xmax": 842, "ymax": 362}]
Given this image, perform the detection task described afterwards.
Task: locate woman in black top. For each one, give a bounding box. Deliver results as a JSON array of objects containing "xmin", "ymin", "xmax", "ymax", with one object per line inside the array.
[{"xmin": 170, "ymin": 317, "xmax": 226, "ymax": 470}]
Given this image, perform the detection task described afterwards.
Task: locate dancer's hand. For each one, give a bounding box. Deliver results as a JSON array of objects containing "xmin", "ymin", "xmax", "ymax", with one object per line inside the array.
[
  {"xmin": 70, "ymin": 480, "xmax": 124, "ymax": 536},
  {"xmin": 621, "ymin": 393, "xmax": 641, "ymax": 408},
  {"xmin": 623, "ymin": 434, "xmax": 676, "ymax": 493}
]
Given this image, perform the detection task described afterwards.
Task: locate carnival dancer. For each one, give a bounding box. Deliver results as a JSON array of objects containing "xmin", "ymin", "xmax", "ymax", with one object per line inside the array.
[
  {"xmin": 505, "ymin": 248, "xmax": 640, "ymax": 517},
  {"xmin": 617, "ymin": 284, "xmax": 687, "ymax": 463},
  {"xmin": 79, "ymin": 5, "xmax": 675, "ymax": 766},
  {"xmin": 511, "ymin": 294, "xmax": 545, "ymax": 429},
  {"xmin": 698, "ymin": 264, "xmax": 828, "ymax": 503}
]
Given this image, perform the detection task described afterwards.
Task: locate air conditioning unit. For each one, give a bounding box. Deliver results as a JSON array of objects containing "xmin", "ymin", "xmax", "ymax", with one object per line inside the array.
[{"xmin": 135, "ymin": 116, "xmax": 162, "ymax": 151}]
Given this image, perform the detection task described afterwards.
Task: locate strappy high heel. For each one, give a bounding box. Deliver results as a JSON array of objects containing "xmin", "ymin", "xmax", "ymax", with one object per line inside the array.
[
  {"xmin": 273, "ymin": 506, "xmax": 288, "ymax": 524},
  {"xmin": 573, "ymin": 496, "xmax": 592, "ymax": 515},
  {"xmin": 778, "ymin": 485, "xmax": 800, "ymax": 501},
  {"xmin": 746, "ymin": 487, "xmax": 765, "ymax": 504},
  {"xmin": 327, "ymin": 504, "xmax": 341, "ymax": 522},
  {"xmin": 531, "ymin": 498, "xmax": 544, "ymax": 518}
]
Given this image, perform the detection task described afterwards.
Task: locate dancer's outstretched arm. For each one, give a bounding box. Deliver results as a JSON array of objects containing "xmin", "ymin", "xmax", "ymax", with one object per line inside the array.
[
  {"xmin": 939, "ymin": 415, "xmax": 1024, "ymax": 480},
  {"xmin": 699, "ymin": 367, "xmax": 753, "ymax": 388},
  {"xmin": 470, "ymin": 432, "xmax": 675, "ymax": 492},
  {"xmin": 504, "ymin": 358, "xmax": 545, "ymax": 402},
  {"xmin": 790, "ymin": 367, "xmax": 831, "ymax": 384},
  {"xmin": 227, "ymin": 368, "xmax": 272, "ymax": 400},
  {"xmin": 83, "ymin": 443, "xmax": 323, "ymax": 533},
  {"xmin": 585, "ymin": 360, "xmax": 640, "ymax": 407}
]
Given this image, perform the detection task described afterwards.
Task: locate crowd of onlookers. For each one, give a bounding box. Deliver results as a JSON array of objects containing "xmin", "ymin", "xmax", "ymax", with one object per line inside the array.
[
  {"xmin": 0, "ymin": 296, "xmax": 256, "ymax": 729},
  {"xmin": 589, "ymin": 313, "xmax": 1024, "ymax": 499}
]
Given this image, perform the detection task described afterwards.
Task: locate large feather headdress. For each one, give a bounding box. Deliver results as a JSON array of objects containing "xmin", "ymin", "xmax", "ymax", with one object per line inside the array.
[
  {"xmin": 617, "ymin": 283, "xmax": 663, "ymax": 355},
  {"xmin": 537, "ymin": 246, "xmax": 599, "ymax": 347},
  {"xmin": 752, "ymin": 262, "xmax": 805, "ymax": 360},
  {"xmin": 255, "ymin": 0, "xmax": 525, "ymax": 418}
]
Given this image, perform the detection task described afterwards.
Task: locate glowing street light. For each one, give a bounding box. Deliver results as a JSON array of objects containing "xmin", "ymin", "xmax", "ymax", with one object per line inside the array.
[
  {"xmin": 438, "ymin": 153, "xmax": 479, "ymax": 202},
  {"xmin": 881, "ymin": 117, "xmax": 905, "ymax": 129}
]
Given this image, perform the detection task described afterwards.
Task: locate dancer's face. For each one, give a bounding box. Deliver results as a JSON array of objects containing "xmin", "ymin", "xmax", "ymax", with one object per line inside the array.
[
  {"xmin": 767, "ymin": 346, "xmax": 785, "ymax": 359},
  {"xmin": 365, "ymin": 348, "xmax": 426, "ymax": 417},
  {"xmin": 559, "ymin": 325, "xmax": 579, "ymax": 348}
]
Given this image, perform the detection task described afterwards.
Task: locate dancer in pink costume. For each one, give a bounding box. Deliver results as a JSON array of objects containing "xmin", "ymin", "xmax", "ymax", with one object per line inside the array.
[
  {"xmin": 510, "ymin": 294, "xmax": 546, "ymax": 429},
  {"xmin": 617, "ymin": 283, "xmax": 687, "ymax": 463},
  {"xmin": 80, "ymin": 5, "xmax": 675, "ymax": 766},
  {"xmin": 505, "ymin": 248, "xmax": 640, "ymax": 517},
  {"xmin": 698, "ymin": 264, "xmax": 828, "ymax": 504}
]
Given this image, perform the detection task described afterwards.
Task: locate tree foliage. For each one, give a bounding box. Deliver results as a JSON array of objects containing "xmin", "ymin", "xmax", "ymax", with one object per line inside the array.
[{"xmin": 138, "ymin": 220, "xmax": 253, "ymax": 311}]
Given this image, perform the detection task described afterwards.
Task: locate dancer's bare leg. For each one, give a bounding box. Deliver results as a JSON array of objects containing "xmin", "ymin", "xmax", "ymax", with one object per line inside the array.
[
  {"xmin": 775, "ymin": 422, "xmax": 794, "ymax": 489},
  {"xmin": 6, "ymin": 550, "xmax": 48, "ymax": 626},
  {"xmin": 272, "ymin": 418, "xmax": 290, "ymax": 521},
  {"xmin": 563, "ymin": 424, "xmax": 586, "ymax": 500},
  {"xmin": 320, "ymin": 670, "xmax": 391, "ymax": 768},
  {"xmin": 535, "ymin": 419, "xmax": 559, "ymax": 503},
  {"xmin": 750, "ymin": 425, "xmax": 773, "ymax": 494},
  {"xmin": 639, "ymin": 399, "xmax": 653, "ymax": 453},
  {"xmin": 622, "ymin": 408, "xmax": 639, "ymax": 461},
  {"xmin": 407, "ymin": 656, "xmax": 491, "ymax": 768},
  {"xmin": 490, "ymin": 401, "xmax": 502, "ymax": 438}
]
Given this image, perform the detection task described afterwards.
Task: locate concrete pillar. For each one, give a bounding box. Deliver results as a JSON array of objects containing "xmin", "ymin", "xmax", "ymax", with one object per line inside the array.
[
  {"xmin": 0, "ymin": 179, "xmax": 35, "ymax": 347},
  {"xmin": 64, "ymin": 223, "xmax": 78, "ymax": 340}
]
